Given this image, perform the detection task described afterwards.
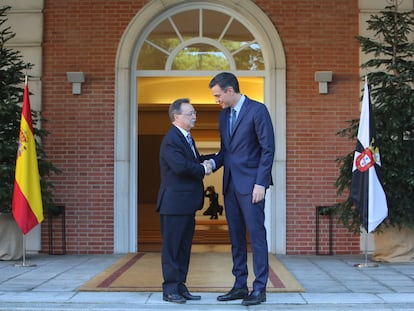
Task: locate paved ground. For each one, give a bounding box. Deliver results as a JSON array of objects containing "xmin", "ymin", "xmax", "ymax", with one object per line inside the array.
[{"xmin": 1, "ymin": 253, "xmax": 414, "ymax": 310}]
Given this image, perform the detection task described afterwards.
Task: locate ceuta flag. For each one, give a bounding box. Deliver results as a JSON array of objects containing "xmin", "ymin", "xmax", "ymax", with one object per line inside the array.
[
  {"xmin": 350, "ymin": 78, "xmax": 388, "ymax": 233},
  {"xmin": 12, "ymin": 78, "xmax": 44, "ymax": 235}
]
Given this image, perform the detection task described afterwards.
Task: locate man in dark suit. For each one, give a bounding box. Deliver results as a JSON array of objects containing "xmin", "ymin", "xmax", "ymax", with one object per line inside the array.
[
  {"xmin": 208, "ymin": 72, "xmax": 275, "ymax": 306},
  {"xmin": 156, "ymin": 98, "xmax": 212, "ymax": 304}
]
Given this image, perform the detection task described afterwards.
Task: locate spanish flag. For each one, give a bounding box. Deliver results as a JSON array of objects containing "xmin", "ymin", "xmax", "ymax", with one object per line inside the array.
[
  {"xmin": 350, "ymin": 78, "xmax": 388, "ymax": 233},
  {"xmin": 12, "ymin": 78, "xmax": 44, "ymax": 235}
]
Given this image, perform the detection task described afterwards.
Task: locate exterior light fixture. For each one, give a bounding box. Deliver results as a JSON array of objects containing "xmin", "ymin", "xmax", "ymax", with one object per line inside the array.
[
  {"xmin": 66, "ymin": 72, "xmax": 85, "ymax": 95},
  {"xmin": 314, "ymin": 71, "xmax": 332, "ymax": 94}
]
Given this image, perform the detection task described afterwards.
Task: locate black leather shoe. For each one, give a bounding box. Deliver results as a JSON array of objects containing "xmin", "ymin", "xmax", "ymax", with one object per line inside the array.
[
  {"xmin": 217, "ymin": 288, "xmax": 248, "ymax": 301},
  {"xmin": 181, "ymin": 291, "xmax": 201, "ymax": 300},
  {"xmin": 242, "ymin": 290, "xmax": 266, "ymax": 306},
  {"xmin": 163, "ymin": 293, "xmax": 186, "ymax": 304}
]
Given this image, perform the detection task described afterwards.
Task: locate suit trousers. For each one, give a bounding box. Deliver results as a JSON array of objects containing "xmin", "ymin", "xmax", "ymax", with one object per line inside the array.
[
  {"xmin": 160, "ymin": 214, "xmax": 195, "ymax": 294},
  {"xmin": 224, "ymin": 179, "xmax": 269, "ymax": 291}
]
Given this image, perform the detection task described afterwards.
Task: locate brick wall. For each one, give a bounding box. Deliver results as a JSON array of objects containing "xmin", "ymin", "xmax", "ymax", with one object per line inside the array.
[
  {"xmin": 41, "ymin": 1, "xmax": 148, "ymax": 254},
  {"xmin": 256, "ymin": 0, "xmax": 361, "ymax": 254},
  {"xmin": 41, "ymin": 0, "xmax": 360, "ymax": 254}
]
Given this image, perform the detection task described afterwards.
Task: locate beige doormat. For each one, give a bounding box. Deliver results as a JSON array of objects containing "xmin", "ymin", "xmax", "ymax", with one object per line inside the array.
[{"xmin": 78, "ymin": 252, "xmax": 304, "ymax": 292}]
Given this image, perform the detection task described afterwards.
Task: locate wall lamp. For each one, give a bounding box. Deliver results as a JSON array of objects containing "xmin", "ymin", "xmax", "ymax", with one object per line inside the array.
[
  {"xmin": 314, "ymin": 71, "xmax": 332, "ymax": 94},
  {"xmin": 66, "ymin": 72, "xmax": 85, "ymax": 95}
]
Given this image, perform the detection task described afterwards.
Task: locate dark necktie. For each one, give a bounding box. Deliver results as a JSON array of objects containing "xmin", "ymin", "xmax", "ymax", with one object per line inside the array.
[{"xmin": 230, "ymin": 108, "xmax": 237, "ymax": 134}]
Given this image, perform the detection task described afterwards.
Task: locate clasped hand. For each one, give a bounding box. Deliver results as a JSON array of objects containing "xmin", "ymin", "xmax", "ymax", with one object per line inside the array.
[{"xmin": 202, "ymin": 160, "xmax": 213, "ymax": 175}]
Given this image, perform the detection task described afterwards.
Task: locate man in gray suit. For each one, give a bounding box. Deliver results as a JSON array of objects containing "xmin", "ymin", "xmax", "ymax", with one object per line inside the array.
[
  {"xmin": 156, "ymin": 98, "xmax": 211, "ymax": 304},
  {"xmin": 208, "ymin": 72, "xmax": 275, "ymax": 306}
]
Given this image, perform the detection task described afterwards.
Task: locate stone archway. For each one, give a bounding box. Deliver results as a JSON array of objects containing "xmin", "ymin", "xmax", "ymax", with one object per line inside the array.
[{"xmin": 113, "ymin": 0, "xmax": 286, "ymax": 254}]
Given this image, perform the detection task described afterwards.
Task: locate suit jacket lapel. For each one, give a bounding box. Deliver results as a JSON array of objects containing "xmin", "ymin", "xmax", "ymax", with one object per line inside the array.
[
  {"xmin": 173, "ymin": 126, "xmax": 197, "ymax": 160},
  {"xmin": 192, "ymin": 138, "xmax": 200, "ymax": 159},
  {"xmin": 235, "ymin": 97, "xmax": 250, "ymax": 127},
  {"xmin": 230, "ymin": 97, "xmax": 250, "ymax": 138}
]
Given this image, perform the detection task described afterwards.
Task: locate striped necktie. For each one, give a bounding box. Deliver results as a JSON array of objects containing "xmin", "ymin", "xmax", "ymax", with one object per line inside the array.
[{"xmin": 187, "ymin": 133, "xmax": 196, "ymax": 157}]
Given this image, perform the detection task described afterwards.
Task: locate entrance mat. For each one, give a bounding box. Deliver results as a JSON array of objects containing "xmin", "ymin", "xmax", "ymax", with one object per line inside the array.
[{"xmin": 78, "ymin": 252, "xmax": 304, "ymax": 292}]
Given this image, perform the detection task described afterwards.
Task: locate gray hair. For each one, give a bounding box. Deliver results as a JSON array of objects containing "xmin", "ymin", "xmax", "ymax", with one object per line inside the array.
[{"xmin": 169, "ymin": 98, "xmax": 190, "ymax": 122}]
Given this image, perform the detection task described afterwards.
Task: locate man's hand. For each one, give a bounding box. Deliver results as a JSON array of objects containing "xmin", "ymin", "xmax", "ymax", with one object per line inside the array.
[
  {"xmin": 252, "ymin": 184, "xmax": 265, "ymax": 204},
  {"xmin": 202, "ymin": 160, "xmax": 212, "ymax": 175}
]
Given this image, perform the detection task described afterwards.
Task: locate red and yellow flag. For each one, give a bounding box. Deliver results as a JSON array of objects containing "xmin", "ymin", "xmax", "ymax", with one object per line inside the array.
[{"xmin": 12, "ymin": 79, "xmax": 44, "ymax": 235}]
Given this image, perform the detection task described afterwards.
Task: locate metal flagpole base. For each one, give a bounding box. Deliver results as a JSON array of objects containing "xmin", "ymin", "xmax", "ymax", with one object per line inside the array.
[
  {"xmin": 354, "ymin": 230, "xmax": 379, "ymax": 268},
  {"xmin": 14, "ymin": 262, "xmax": 37, "ymax": 267},
  {"xmin": 354, "ymin": 262, "xmax": 379, "ymax": 268},
  {"xmin": 14, "ymin": 233, "xmax": 36, "ymax": 267}
]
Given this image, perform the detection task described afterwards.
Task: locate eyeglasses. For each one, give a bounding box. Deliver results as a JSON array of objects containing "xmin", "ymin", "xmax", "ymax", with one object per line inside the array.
[{"xmin": 180, "ymin": 111, "xmax": 197, "ymax": 116}]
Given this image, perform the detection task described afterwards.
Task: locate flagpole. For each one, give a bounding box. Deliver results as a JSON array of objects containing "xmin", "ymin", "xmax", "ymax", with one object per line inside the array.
[
  {"xmin": 12, "ymin": 74, "xmax": 38, "ymax": 267},
  {"xmin": 351, "ymin": 76, "xmax": 387, "ymax": 269},
  {"xmin": 354, "ymin": 231, "xmax": 378, "ymax": 268},
  {"xmin": 14, "ymin": 233, "xmax": 36, "ymax": 267}
]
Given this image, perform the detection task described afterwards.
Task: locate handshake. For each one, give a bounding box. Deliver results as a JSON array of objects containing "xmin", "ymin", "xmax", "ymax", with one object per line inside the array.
[{"xmin": 202, "ymin": 159, "xmax": 214, "ymax": 176}]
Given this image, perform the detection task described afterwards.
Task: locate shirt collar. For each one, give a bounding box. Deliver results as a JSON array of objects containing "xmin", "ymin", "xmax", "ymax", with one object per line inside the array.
[
  {"xmin": 174, "ymin": 124, "xmax": 190, "ymax": 138},
  {"xmin": 233, "ymin": 94, "xmax": 245, "ymax": 113}
]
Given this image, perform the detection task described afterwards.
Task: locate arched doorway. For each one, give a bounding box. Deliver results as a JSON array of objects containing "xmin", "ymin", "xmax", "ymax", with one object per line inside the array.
[{"xmin": 114, "ymin": 0, "xmax": 286, "ymax": 254}]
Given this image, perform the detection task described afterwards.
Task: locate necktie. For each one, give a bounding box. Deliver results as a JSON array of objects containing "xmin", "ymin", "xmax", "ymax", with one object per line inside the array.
[
  {"xmin": 187, "ymin": 133, "xmax": 196, "ymax": 157},
  {"xmin": 230, "ymin": 108, "xmax": 237, "ymax": 134}
]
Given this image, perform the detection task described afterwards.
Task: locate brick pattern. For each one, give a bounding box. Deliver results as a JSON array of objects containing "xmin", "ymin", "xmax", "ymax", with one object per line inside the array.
[
  {"xmin": 42, "ymin": 0, "xmax": 360, "ymax": 254},
  {"xmin": 258, "ymin": 0, "xmax": 360, "ymax": 254},
  {"xmin": 41, "ymin": 1, "xmax": 147, "ymax": 254}
]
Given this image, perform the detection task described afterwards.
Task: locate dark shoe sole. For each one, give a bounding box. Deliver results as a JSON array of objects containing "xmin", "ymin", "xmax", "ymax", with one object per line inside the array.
[
  {"xmin": 217, "ymin": 296, "xmax": 246, "ymax": 301},
  {"xmin": 217, "ymin": 290, "xmax": 248, "ymax": 301},
  {"xmin": 181, "ymin": 292, "xmax": 201, "ymax": 300},
  {"xmin": 163, "ymin": 296, "xmax": 186, "ymax": 304},
  {"xmin": 242, "ymin": 296, "xmax": 266, "ymax": 306}
]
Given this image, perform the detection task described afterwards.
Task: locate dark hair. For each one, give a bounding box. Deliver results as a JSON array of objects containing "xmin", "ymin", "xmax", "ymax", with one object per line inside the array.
[
  {"xmin": 208, "ymin": 72, "xmax": 240, "ymax": 93},
  {"xmin": 169, "ymin": 98, "xmax": 190, "ymax": 122}
]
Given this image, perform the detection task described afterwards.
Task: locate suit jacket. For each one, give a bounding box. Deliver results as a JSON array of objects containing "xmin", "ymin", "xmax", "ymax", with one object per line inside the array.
[
  {"xmin": 156, "ymin": 125, "xmax": 205, "ymax": 215},
  {"xmin": 213, "ymin": 96, "xmax": 275, "ymax": 195}
]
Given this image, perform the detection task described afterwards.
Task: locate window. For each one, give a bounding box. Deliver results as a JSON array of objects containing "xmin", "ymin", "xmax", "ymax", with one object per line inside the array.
[{"xmin": 137, "ymin": 9, "xmax": 264, "ymax": 71}]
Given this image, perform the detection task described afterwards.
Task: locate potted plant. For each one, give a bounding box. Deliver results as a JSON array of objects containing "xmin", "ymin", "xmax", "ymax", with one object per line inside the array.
[
  {"xmin": 0, "ymin": 5, "xmax": 60, "ymax": 260},
  {"xmin": 334, "ymin": 2, "xmax": 414, "ymax": 261}
]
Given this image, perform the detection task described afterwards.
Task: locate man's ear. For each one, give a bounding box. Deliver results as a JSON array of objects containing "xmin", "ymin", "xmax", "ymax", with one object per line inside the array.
[{"xmin": 226, "ymin": 87, "xmax": 234, "ymax": 95}]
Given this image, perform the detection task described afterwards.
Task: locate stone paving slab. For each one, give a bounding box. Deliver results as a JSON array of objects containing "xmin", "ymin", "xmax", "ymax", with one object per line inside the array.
[{"xmin": 0, "ymin": 254, "xmax": 414, "ymax": 310}]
